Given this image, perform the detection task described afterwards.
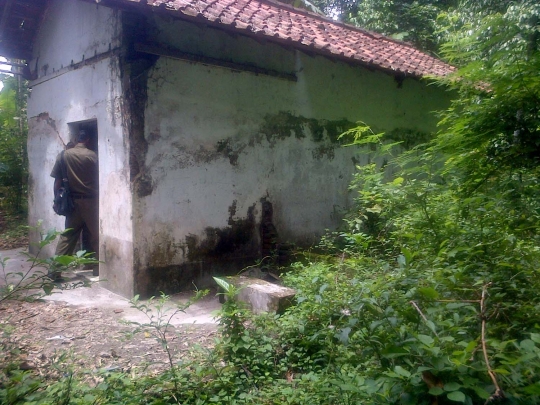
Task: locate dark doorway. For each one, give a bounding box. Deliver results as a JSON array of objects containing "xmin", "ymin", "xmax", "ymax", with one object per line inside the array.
[
  {"xmin": 69, "ymin": 120, "xmax": 98, "ymax": 152},
  {"xmin": 67, "ymin": 120, "xmax": 99, "ymax": 264}
]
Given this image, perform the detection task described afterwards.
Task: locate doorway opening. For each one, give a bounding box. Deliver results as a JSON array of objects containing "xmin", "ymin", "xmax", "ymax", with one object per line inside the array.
[
  {"xmin": 68, "ymin": 120, "xmax": 98, "ymax": 152},
  {"xmin": 67, "ymin": 119, "xmax": 99, "ymax": 268}
]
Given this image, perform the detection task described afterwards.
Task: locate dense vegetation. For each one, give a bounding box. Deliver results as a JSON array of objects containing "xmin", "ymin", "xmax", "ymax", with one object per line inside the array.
[
  {"xmin": 0, "ymin": 74, "xmax": 28, "ymax": 216},
  {"xmin": 2, "ymin": 0, "xmax": 540, "ymax": 404}
]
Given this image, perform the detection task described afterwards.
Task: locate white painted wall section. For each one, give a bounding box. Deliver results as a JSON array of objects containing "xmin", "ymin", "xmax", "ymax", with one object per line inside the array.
[
  {"xmin": 133, "ymin": 16, "xmax": 451, "ymax": 291},
  {"xmin": 27, "ymin": 2, "xmax": 134, "ymax": 297}
]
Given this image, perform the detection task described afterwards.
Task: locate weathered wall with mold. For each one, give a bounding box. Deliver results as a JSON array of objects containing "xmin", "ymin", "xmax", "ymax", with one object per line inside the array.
[
  {"xmin": 26, "ymin": 0, "xmax": 135, "ymax": 297},
  {"xmin": 132, "ymin": 15, "xmax": 452, "ymax": 296},
  {"xmin": 25, "ymin": 1, "xmax": 452, "ymax": 298}
]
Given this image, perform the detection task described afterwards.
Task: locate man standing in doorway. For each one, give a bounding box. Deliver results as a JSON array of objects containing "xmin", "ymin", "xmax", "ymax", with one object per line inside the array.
[{"xmin": 51, "ymin": 130, "xmax": 99, "ymax": 279}]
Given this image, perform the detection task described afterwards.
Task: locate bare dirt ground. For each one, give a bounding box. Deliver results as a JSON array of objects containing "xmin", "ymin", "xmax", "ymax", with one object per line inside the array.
[
  {"xmin": 0, "ymin": 298, "xmax": 219, "ymax": 383},
  {"xmin": 0, "ymin": 212, "xmax": 28, "ymax": 251},
  {"xmin": 0, "ymin": 212, "xmax": 220, "ymax": 383}
]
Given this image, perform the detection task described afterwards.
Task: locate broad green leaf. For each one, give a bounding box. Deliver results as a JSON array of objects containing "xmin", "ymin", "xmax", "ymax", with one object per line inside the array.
[
  {"xmin": 473, "ymin": 386, "xmax": 491, "ymax": 399},
  {"xmin": 426, "ymin": 320, "xmax": 438, "ymax": 335},
  {"xmin": 382, "ymin": 345, "xmax": 409, "ymax": 358},
  {"xmin": 429, "ymin": 387, "xmax": 444, "ymax": 396},
  {"xmin": 394, "ymin": 366, "xmax": 411, "ymax": 378},
  {"xmin": 54, "ymin": 255, "xmax": 76, "ymax": 266},
  {"xmin": 213, "ymin": 277, "xmax": 231, "ymax": 293},
  {"xmin": 465, "ymin": 340, "xmax": 477, "ymax": 352},
  {"xmin": 42, "ymin": 283, "xmax": 54, "ymax": 295},
  {"xmin": 417, "ymin": 334, "xmax": 434, "ymax": 346},
  {"xmin": 447, "ymin": 391, "xmax": 466, "ymax": 402},
  {"xmin": 401, "ymin": 247, "xmax": 414, "ymax": 264},
  {"xmin": 370, "ymin": 320, "xmax": 384, "ymax": 331},
  {"xmin": 444, "ymin": 382, "xmax": 461, "ymax": 391},
  {"xmin": 392, "ymin": 176, "xmax": 404, "ymax": 185},
  {"xmin": 418, "ymin": 287, "xmax": 439, "ymax": 299},
  {"xmin": 531, "ymin": 333, "xmax": 540, "ymax": 344},
  {"xmin": 366, "ymin": 204, "xmax": 382, "ymax": 213},
  {"xmin": 338, "ymin": 327, "xmax": 351, "ymax": 344},
  {"xmin": 520, "ymin": 339, "xmax": 537, "ymax": 352}
]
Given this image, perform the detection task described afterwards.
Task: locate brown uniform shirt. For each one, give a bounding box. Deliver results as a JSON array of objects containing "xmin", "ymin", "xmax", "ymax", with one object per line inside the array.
[{"xmin": 51, "ymin": 144, "xmax": 98, "ymax": 197}]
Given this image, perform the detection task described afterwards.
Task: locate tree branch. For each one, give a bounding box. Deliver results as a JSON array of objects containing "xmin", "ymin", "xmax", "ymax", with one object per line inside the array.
[
  {"xmin": 480, "ymin": 282, "xmax": 505, "ymax": 404},
  {"xmin": 410, "ymin": 300, "xmax": 439, "ymax": 337}
]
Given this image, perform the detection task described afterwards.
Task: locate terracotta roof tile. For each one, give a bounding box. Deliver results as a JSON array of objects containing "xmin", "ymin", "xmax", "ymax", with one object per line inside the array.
[{"xmin": 115, "ymin": 0, "xmax": 454, "ymax": 78}]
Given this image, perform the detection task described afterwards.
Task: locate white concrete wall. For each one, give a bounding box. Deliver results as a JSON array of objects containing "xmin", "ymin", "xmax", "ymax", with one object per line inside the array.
[
  {"xmin": 27, "ymin": 1, "xmax": 134, "ymax": 297},
  {"xmin": 135, "ymin": 16, "xmax": 451, "ymax": 292},
  {"xmin": 32, "ymin": 0, "xmax": 120, "ymax": 77}
]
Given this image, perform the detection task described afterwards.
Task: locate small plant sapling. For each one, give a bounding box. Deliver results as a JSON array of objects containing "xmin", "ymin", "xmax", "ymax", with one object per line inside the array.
[
  {"xmin": 0, "ymin": 222, "xmax": 98, "ymax": 302},
  {"xmin": 125, "ymin": 289, "xmax": 208, "ymax": 395}
]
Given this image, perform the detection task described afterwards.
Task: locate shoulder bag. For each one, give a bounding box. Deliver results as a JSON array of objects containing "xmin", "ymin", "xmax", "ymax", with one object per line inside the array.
[{"xmin": 53, "ymin": 151, "xmax": 75, "ymax": 216}]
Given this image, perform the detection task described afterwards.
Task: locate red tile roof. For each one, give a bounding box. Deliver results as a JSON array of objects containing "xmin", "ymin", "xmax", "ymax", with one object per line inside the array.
[
  {"xmin": 117, "ymin": 0, "xmax": 454, "ymax": 78},
  {"xmin": 0, "ymin": 0, "xmax": 453, "ymax": 77}
]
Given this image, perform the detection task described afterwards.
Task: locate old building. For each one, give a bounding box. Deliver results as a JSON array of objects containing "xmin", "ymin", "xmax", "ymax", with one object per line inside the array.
[{"xmin": 0, "ymin": 0, "xmax": 453, "ymax": 297}]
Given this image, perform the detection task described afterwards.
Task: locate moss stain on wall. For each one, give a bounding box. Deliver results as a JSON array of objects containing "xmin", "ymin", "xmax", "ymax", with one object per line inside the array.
[
  {"xmin": 140, "ymin": 202, "xmax": 259, "ymax": 296},
  {"xmin": 216, "ymin": 138, "xmax": 241, "ymax": 166},
  {"xmin": 185, "ymin": 203, "xmax": 257, "ymax": 262},
  {"xmin": 258, "ymin": 112, "xmax": 431, "ymax": 149},
  {"xmin": 204, "ymin": 112, "xmax": 360, "ymax": 166},
  {"xmin": 259, "ymin": 112, "xmax": 356, "ymax": 145}
]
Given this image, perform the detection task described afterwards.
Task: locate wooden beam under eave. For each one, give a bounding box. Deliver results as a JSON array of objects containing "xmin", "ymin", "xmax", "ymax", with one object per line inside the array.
[
  {"xmin": 135, "ymin": 42, "xmax": 298, "ymax": 82},
  {"xmin": 0, "ymin": 0, "xmax": 15, "ymax": 40}
]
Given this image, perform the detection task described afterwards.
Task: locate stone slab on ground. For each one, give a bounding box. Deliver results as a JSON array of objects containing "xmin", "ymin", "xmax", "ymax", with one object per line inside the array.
[{"xmin": 227, "ymin": 276, "xmax": 296, "ymax": 314}]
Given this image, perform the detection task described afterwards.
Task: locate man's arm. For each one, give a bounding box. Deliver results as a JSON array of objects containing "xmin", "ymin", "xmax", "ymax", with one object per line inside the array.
[{"xmin": 54, "ymin": 178, "xmax": 62, "ymax": 194}]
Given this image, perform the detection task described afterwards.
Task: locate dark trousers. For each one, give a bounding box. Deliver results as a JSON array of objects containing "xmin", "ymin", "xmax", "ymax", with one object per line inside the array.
[{"xmin": 55, "ymin": 198, "xmax": 99, "ymax": 260}]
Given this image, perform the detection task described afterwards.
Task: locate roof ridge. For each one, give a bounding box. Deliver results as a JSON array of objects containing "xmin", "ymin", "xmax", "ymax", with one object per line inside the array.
[{"xmin": 254, "ymin": 0, "xmax": 424, "ymax": 53}]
